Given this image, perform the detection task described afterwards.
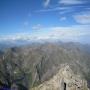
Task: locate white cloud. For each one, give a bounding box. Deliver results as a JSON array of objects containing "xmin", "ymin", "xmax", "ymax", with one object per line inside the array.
[
  {"xmin": 60, "ymin": 17, "xmax": 66, "ymax": 21},
  {"xmin": 32, "ymin": 24, "xmax": 43, "ymax": 30},
  {"xmin": 36, "ymin": 1, "xmax": 88, "ymax": 14},
  {"xmin": 35, "ymin": 6, "xmax": 71, "ymax": 12},
  {"xmin": 49, "ymin": 26, "xmax": 90, "ymax": 37},
  {"xmin": 42, "ymin": 25, "xmax": 90, "ymax": 42},
  {"xmin": 43, "ymin": 0, "xmax": 50, "ymax": 7},
  {"xmin": 0, "ymin": 25, "xmax": 90, "ymax": 43},
  {"xmin": 59, "ymin": 0, "xmax": 84, "ymax": 5},
  {"xmin": 74, "ymin": 11, "xmax": 90, "ymax": 24}
]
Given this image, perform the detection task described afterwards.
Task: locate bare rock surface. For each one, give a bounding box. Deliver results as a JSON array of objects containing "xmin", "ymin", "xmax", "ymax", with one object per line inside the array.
[{"xmin": 32, "ymin": 64, "xmax": 89, "ymax": 90}]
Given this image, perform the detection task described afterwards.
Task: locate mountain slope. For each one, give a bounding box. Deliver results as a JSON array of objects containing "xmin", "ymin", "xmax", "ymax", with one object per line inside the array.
[
  {"xmin": 0, "ymin": 42, "xmax": 90, "ymax": 90},
  {"xmin": 32, "ymin": 64, "xmax": 89, "ymax": 90}
]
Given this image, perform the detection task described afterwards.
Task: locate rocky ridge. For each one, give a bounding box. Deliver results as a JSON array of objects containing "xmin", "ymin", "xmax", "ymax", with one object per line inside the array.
[{"xmin": 32, "ymin": 64, "xmax": 89, "ymax": 90}]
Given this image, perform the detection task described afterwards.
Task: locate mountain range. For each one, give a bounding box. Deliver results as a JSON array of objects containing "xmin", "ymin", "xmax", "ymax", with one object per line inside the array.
[{"xmin": 0, "ymin": 41, "xmax": 90, "ymax": 90}]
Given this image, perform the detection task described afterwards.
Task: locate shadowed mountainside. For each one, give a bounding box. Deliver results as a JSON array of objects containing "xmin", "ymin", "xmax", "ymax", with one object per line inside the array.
[{"xmin": 0, "ymin": 42, "xmax": 90, "ymax": 90}]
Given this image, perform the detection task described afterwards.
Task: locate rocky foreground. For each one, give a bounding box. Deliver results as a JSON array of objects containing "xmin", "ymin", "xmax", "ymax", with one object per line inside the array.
[
  {"xmin": 32, "ymin": 64, "xmax": 89, "ymax": 90},
  {"xmin": 0, "ymin": 42, "xmax": 90, "ymax": 90}
]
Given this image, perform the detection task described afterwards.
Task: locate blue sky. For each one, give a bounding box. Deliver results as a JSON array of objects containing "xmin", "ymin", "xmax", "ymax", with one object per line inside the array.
[{"xmin": 0, "ymin": 0, "xmax": 90, "ymax": 43}]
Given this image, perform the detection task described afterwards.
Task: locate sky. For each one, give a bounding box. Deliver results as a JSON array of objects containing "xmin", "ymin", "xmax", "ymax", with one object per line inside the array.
[{"xmin": 0, "ymin": 0, "xmax": 90, "ymax": 43}]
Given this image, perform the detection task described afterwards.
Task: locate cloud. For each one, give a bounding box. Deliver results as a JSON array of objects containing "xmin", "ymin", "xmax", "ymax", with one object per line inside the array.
[
  {"xmin": 0, "ymin": 25, "xmax": 90, "ymax": 43},
  {"xmin": 59, "ymin": 0, "xmax": 84, "ymax": 5},
  {"xmin": 35, "ymin": 6, "xmax": 72, "ymax": 12},
  {"xmin": 60, "ymin": 17, "xmax": 67, "ymax": 21},
  {"xmin": 35, "ymin": 0, "xmax": 88, "ymax": 13},
  {"xmin": 59, "ymin": 9, "xmax": 73, "ymax": 15},
  {"xmin": 49, "ymin": 26, "xmax": 90, "ymax": 36},
  {"xmin": 74, "ymin": 11, "xmax": 90, "ymax": 24},
  {"xmin": 34, "ymin": 0, "xmax": 89, "ymax": 16},
  {"xmin": 43, "ymin": 0, "xmax": 50, "ymax": 7},
  {"xmin": 42, "ymin": 25, "xmax": 90, "ymax": 42},
  {"xmin": 32, "ymin": 24, "xmax": 43, "ymax": 30}
]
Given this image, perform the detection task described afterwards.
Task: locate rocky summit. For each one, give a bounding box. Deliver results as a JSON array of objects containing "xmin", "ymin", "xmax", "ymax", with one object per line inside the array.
[{"xmin": 32, "ymin": 64, "xmax": 89, "ymax": 90}]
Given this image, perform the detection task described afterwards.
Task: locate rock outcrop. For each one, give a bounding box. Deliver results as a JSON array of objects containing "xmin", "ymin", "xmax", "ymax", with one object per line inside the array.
[{"xmin": 32, "ymin": 64, "xmax": 89, "ymax": 90}]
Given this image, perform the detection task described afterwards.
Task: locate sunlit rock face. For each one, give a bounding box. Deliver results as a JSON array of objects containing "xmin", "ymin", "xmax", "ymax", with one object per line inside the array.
[{"xmin": 32, "ymin": 64, "xmax": 89, "ymax": 90}]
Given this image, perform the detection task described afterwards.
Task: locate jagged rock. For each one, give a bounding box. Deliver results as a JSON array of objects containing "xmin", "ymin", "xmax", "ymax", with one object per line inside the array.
[{"xmin": 32, "ymin": 64, "xmax": 89, "ymax": 90}]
